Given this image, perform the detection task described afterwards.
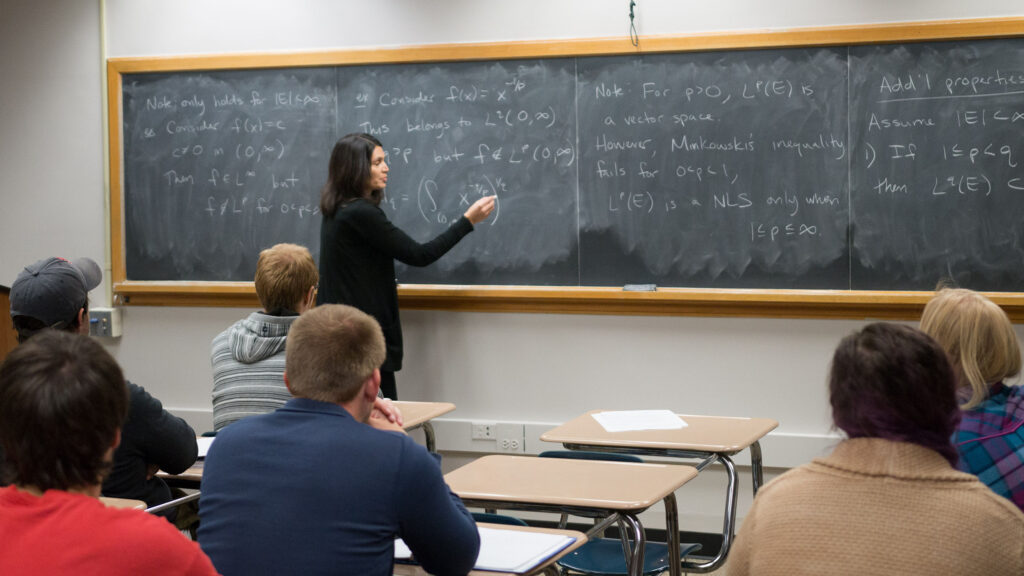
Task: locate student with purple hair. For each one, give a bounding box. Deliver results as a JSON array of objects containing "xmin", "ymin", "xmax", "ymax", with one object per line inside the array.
[
  {"xmin": 921, "ymin": 287, "xmax": 1024, "ymax": 511},
  {"xmin": 727, "ymin": 323, "xmax": 1024, "ymax": 576}
]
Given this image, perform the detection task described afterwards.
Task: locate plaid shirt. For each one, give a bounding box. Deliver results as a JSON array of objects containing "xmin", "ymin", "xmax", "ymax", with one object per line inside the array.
[{"xmin": 953, "ymin": 382, "xmax": 1024, "ymax": 512}]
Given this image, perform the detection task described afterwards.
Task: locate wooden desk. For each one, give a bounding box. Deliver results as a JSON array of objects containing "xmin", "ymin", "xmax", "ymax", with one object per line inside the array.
[
  {"xmin": 539, "ymin": 411, "xmax": 779, "ymax": 574},
  {"xmin": 393, "ymin": 523, "xmax": 587, "ymax": 576},
  {"xmin": 445, "ymin": 455, "xmax": 698, "ymax": 576},
  {"xmin": 99, "ymin": 496, "xmax": 146, "ymax": 510},
  {"xmin": 159, "ymin": 459, "xmax": 204, "ymax": 489},
  {"xmin": 393, "ymin": 401, "xmax": 455, "ymax": 452},
  {"xmin": 159, "ymin": 402, "xmax": 455, "ymax": 488}
]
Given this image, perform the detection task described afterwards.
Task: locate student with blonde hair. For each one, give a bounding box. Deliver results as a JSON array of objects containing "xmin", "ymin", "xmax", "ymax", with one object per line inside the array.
[
  {"xmin": 211, "ymin": 243, "xmax": 401, "ymax": 430},
  {"xmin": 921, "ymin": 287, "xmax": 1024, "ymax": 511},
  {"xmin": 211, "ymin": 243, "xmax": 320, "ymax": 430}
]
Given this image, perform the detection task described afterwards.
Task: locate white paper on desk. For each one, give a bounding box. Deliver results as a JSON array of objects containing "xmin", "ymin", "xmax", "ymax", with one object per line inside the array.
[
  {"xmin": 196, "ymin": 437, "xmax": 215, "ymax": 459},
  {"xmin": 592, "ymin": 410, "xmax": 688, "ymax": 432},
  {"xmin": 395, "ymin": 527, "xmax": 576, "ymax": 573},
  {"xmin": 394, "ymin": 539, "xmax": 412, "ymax": 560}
]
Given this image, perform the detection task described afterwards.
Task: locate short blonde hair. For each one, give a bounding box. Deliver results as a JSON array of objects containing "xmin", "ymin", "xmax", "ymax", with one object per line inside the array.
[
  {"xmin": 254, "ymin": 244, "xmax": 318, "ymax": 313},
  {"xmin": 920, "ymin": 288, "xmax": 1021, "ymax": 409},
  {"xmin": 285, "ymin": 304, "xmax": 385, "ymax": 404}
]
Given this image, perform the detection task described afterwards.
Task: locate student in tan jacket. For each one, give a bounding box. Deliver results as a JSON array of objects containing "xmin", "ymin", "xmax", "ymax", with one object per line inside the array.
[{"xmin": 727, "ymin": 323, "xmax": 1024, "ymax": 576}]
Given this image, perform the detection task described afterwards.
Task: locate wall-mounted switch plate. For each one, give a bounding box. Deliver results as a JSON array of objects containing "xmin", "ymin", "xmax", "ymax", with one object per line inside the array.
[{"xmin": 89, "ymin": 307, "xmax": 122, "ymax": 338}]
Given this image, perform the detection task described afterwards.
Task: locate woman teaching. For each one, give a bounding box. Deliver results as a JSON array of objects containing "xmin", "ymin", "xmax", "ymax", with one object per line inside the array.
[{"xmin": 317, "ymin": 133, "xmax": 495, "ymax": 399}]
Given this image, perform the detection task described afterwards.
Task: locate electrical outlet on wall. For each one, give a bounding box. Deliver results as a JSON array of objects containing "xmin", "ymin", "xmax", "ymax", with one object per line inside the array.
[{"xmin": 495, "ymin": 423, "xmax": 525, "ymax": 453}]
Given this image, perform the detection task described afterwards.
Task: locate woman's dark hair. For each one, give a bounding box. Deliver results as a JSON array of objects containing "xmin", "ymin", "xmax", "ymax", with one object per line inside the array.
[
  {"xmin": 320, "ymin": 133, "xmax": 384, "ymax": 217},
  {"xmin": 829, "ymin": 322, "xmax": 961, "ymax": 465},
  {"xmin": 0, "ymin": 330, "xmax": 128, "ymax": 490}
]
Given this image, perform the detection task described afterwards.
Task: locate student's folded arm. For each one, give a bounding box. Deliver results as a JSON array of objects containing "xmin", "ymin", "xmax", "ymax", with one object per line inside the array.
[
  {"xmin": 396, "ymin": 442, "xmax": 480, "ymax": 576},
  {"xmin": 130, "ymin": 382, "xmax": 199, "ymax": 474}
]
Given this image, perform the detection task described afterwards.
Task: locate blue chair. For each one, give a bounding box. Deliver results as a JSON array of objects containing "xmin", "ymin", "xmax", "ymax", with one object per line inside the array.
[
  {"xmin": 472, "ymin": 511, "xmax": 530, "ymax": 526},
  {"xmin": 538, "ymin": 451, "xmax": 702, "ymax": 576}
]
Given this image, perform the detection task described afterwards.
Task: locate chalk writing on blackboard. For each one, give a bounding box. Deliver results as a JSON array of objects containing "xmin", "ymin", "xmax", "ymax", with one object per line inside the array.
[{"xmin": 120, "ymin": 38, "xmax": 1024, "ymax": 292}]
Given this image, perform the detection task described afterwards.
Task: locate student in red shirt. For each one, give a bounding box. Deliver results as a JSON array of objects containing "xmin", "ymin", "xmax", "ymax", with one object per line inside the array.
[{"xmin": 0, "ymin": 330, "xmax": 218, "ymax": 576}]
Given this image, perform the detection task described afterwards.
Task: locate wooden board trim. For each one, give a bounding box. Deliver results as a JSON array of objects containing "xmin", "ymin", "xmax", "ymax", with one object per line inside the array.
[
  {"xmin": 108, "ymin": 62, "xmax": 127, "ymax": 287},
  {"xmin": 111, "ymin": 282, "xmax": 1024, "ymax": 322},
  {"xmin": 107, "ymin": 16, "xmax": 1024, "ymax": 317},
  {"xmin": 106, "ymin": 17, "xmax": 1024, "ymax": 73}
]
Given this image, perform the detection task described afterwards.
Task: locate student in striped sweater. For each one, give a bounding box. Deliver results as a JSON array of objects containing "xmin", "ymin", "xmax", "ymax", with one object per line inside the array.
[{"xmin": 211, "ymin": 243, "xmax": 401, "ymax": 431}]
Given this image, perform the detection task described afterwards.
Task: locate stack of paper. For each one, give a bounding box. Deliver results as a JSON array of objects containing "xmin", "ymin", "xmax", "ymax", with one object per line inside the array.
[
  {"xmin": 592, "ymin": 410, "xmax": 688, "ymax": 432},
  {"xmin": 395, "ymin": 526, "xmax": 576, "ymax": 573},
  {"xmin": 196, "ymin": 437, "xmax": 215, "ymax": 458}
]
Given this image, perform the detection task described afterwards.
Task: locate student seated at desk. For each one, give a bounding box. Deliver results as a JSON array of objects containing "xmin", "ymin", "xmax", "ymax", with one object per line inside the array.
[
  {"xmin": 198, "ymin": 304, "xmax": 479, "ymax": 576},
  {"xmin": 920, "ymin": 287, "xmax": 1024, "ymax": 511},
  {"xmin": 7, "ymin": 256, "xmax": 197, "ymax": 516},
  {"xmin": 727, "ymin": 323, "xmax": 1024, "ymax": 576},
  {"xmin": 211, "ymin": 243, "xmax": 399, "ymax": 432},
  {"xmin": 211, "ymin": 243, "xmax": 318, "ymax": 431},
  {"xmin": 0, "ymin": 331, "xmax": 218, "ymax": 575}
]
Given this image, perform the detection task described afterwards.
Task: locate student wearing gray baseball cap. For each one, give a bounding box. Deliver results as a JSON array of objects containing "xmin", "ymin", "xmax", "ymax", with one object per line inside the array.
[
  {"xmin": 10, "ymin": 257, "xmax": 102, "ymax": 340},
  {"xmin": 6, "ymin": 256, "xmax": 199, "ymax": 525}
]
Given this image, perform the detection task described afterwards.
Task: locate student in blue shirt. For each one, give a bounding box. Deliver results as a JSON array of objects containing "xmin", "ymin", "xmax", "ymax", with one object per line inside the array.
[{"xmin": 199, "ymin": 304, "xmax": 479, "ymax": 576}]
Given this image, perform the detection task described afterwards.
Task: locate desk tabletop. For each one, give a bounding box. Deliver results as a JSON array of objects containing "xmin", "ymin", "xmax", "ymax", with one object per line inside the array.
[
  {"xmin": 99, "ymin": 496, "xmax": 146, "ymax": 510},
  {"xmin": 159, "ymin": 402, "xmax": 455, "ymax": 484},
  {"xmin": 540, "ymin": 410, "xmax": 779, "ymax": 454},
  {"xmin": 393, "ymin": 523, "xmax": 587, "ymax": 576},
  {"xmin": 161, "ymin": 459, "xmax": 204, "ymax": 484},
  {"xmin": 392, "ymin": 401, "xmax": 455, "ymax": 429},
  {"xmin": 445, "ymin": 455, "xmax": 697, "ymax": 511}
]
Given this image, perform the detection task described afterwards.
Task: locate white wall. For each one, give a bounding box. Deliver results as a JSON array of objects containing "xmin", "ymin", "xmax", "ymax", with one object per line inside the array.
[
  {"xmin": 5, "ymin": 0, "xmax": 1024, "ymax": 534},
  {"xmin": 0, "ymin": 0, "xmax": 106, "ymax": 290}
]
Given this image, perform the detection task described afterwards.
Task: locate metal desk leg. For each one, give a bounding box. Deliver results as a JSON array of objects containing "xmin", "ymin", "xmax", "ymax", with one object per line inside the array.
[
  {"xmin": 620, "ymin": 513, "xmax": 646, "ymax": 576},
  {"xmin": 664, "ymin": 492, "xmax": 681, "ymax": 576},
  {"xmin": 750, "ymin": 440, "xmax": 765, "ymax": 496},
  {"xmin": 681, "ymin": 454, "xmax": 738, "ymax": 573},
  {"xmin": 422, "ymin": 422, "xmax": 436, "ymax": 453}
]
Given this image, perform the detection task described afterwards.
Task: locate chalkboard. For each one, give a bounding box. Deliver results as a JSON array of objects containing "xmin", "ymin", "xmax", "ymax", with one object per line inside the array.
[
  {"xmin": 122, "ymin": 68, "xmax": 337, "ymax": 281},
  {"xmin": 576, "ymin": 49, "xmax": 849, "ymax": 289},
  {"xmin": 335, "ymin": 59, "xmax": 580, "ymax": 286},
  {"xmin": 108, "ymin": 21, "xmax": 1024, "ymax": 313},
  {"xmin": 850, "ymin": 40, "xmax": 1024, "ymax": 291}
]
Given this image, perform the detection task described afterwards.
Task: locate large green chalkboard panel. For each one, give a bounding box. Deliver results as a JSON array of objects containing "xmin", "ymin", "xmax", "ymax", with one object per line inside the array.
[
  {"xmin": 576, "ymin": 48, "xmax": 850, "ymax": 289},
  {"xmin": 334, "ymin": 59, "xmax": 580, "ymax": 286},
  {"xmin": 850, "ymin": 39, "xmax": 1024, "ymax": 291},
  {"xmin": 116, "ymin": 35, "xmax": 1024, "ymax": 292},
  {"xmin": 122, "ymin": 68, "xmax": 336, "ymax": 281}
]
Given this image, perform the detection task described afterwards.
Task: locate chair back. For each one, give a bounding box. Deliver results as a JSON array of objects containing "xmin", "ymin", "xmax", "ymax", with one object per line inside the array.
[
  {"xmin": 538, "ymin": 450, "xmax": 643, "ymax": 463},
  {"xmin": 472, "ymin": 512, "xmax": 529, "ymax": 526}
]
